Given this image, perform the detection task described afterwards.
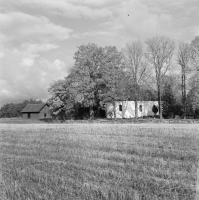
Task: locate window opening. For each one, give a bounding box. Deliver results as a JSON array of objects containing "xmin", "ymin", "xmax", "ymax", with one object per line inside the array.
[{"xmin": 119, "ymin": 105, "xmax": 122, "ymax": 111}]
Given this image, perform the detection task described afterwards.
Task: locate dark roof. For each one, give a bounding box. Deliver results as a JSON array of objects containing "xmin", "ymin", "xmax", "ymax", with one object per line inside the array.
[
  {"xmin": 127, "ymin": 85, "xmax": 157, "ymax": 101},
  {"xmin": 21, "ymin": 103, "xmax": 47, "ymax": 113},
  {"xmin": 139, "ymin": 85, "xmax": 157, "ymax": 93}
]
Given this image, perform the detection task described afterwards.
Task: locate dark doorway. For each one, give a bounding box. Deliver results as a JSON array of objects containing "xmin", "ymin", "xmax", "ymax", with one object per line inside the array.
[
  {"xmin": 28, "ymin": 113, "xmax": 30, "ymax": 118},
  {"xmin": 44, "ymin": 113, "xmax": 46, "ymax": 118},
  {"xmin": 99, "ymin": 108, "xmax": 106, "ymax": 118}
]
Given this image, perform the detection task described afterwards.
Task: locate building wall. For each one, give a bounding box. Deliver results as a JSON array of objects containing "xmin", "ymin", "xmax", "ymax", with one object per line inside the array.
[
  {"xmin": 22, "ymin": 113, "xmax": 40, "ymax": 119},
  {"xmin": 30, "ymin": 113, "xmax": 40, "ymax": 119},
  {"xmin": 106, "ymin": 101, "xmax": 159, "ymax": 118},
  {"xmin": 22, "ymin": 113, "xmax": 28, "ymax": 119},
  {"xmin": 39, "ymin": 105, "xmax": 52, "ymax": 119}
]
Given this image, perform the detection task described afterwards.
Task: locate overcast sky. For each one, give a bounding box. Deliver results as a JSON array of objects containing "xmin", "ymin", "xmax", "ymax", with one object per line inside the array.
[{"xmin": 0, "ymin": 0, "xmax": 199, "ymax": 107}]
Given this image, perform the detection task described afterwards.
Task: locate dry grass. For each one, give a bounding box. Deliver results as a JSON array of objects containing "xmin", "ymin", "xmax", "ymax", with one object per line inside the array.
[
  {"xmin": 0, "ymin": 124, "xmax": 199, "ymax": 200},
  {"xmin": 0, "ymin": 118, "xmax": 45, "ymax": 124}
]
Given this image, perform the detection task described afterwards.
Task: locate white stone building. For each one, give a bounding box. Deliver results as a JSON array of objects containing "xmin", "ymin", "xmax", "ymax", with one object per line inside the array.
[{"xmin": 106, "ymin": 101, "xmax": 159, "ymax": 118}]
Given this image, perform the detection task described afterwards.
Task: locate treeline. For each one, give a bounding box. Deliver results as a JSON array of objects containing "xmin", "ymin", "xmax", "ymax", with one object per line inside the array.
[
  {"xmin": 48, "ymin": 35, "xmax": 199, "ymax": 120},
  {"xmin": 161, "ymin": 76, "xmax": 199, "ymax": 118},
  {"xmin": 0, "ymin": 99, "xmax": 43, "ymax": 118}
]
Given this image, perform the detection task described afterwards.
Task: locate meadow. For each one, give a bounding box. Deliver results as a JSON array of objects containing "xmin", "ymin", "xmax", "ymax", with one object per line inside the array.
[{"xmin": 0, "ymin": 123, "xmax": 199, "ymax": 200}]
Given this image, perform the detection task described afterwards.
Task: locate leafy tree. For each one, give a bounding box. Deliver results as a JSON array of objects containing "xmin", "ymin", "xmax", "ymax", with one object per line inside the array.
[
  {"xmin": 162, "ymin": 83, "xmax": 176, "ymax": 118},
  {"xmin": 68, "ymin": 43, "xmax": 124, "ymax": 119},
  {"xmin": 152, "ymin": 105, "xmax": 158, "ymax": 117},
  {"xmin": 47, "ymin": 73, "xmax": 85, "ymax": 119},
  {"xmin": 187, "ymin": 71, "xmax": 199, "ymax": 116},
  {"xmin": 145, "ymin": 36, "xmax": 175, "ymax": 120},
  {"xmin": 48, "ymin": 79, "xmax": 69, "ymax": 119},
  {"xmin": 71, "ymin": 43, "xmax": 103, "ymax": 113},
  {"xmin": 98, "ymin": 46, "xmax": 125, "ymax": 118},
  {"xmin": 0, "ymin": 104, "xmax": 10, "ymax": 118}
]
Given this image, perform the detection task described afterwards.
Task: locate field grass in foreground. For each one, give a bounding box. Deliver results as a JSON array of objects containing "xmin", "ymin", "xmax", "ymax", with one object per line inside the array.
[
  {"xmin": 0, "ymin": 118, "xmax": 44, "ymax": 124},
  {"xmin": 0, "ymin": 124, "xmax": 199, "ymax": 200}
]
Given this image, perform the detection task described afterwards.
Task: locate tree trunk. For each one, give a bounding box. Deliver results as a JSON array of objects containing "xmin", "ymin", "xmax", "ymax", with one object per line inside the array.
[
  {"xmin": 113, "ymin": 101, "xmax": 116, "ymax": 119},
  {"xmin": 135, "ymin": 100, "xmax": 138, "ymax": 120},
  {"xmin": 182, "ymin": 69, "xmax": 186, "ymax": 119},
  {"xmin": 122, "ymin": 101, "xmax": 125, "ymax": 118},
  {"xmin": 158, "ymin": 84, "xmax": 162, "ymax": 120},
  {"xmin": 182, "ymin": 74, "xmax": 184, "ymax": 117},
  {"xmin": 89, "ymin": 106, "xmax": 94, "ymax": 119},
  {"xmin": 184, "ymin": 74, "xmax": 186, "ymax": 119},
  {"xmin": 134, "ymin": 82, "xmax": 138, "ymax": 120}
]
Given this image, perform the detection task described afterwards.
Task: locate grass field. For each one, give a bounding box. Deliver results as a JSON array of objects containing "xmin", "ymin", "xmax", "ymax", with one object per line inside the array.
[
  {"xmin": 0, "ymin": 118, "xmax": 44, "ymax": 124},
  {"xmin": 0, "ymin": 123, "xmax": 199, "ymax": 200}
]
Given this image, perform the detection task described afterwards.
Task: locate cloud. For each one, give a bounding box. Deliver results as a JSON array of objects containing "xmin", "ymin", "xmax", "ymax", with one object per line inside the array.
[
  {"xmin": 0, "ymin": 48, "xmax": 68, "ymax": 106},
  {"xmin": 78, "ymin": 0, "xmax": 162, "ymax": 44},
  {"xmin": 53, "ymin": 59, "xmax": 65, "ymax": 71},
  {"xmin": 0, "ymin": 12, "xmax": 73, "ymax": 45},
  {"xmin": 0, "ymin": 89, "xmax": 12, "ymax": 96},
  {"xmin": 92, "ymin": 0, "xmax": 198, "ymax": 43},
  {"xmin": 21, "ymin": 58, "xmax": 34, "ymax": 67},
  {"xmin": 20, "ymin": 43, "xmax": 58, "ymax": 59},
  {"xmin": 172, "ymin": 26, "xmax": 199, "ymax": 42},
  {"xmin": 71, "ymin": 30, "xmax": 118, "ymax": 39},
  {"xmin": 0, "ymin": 52, "xmax": 4, "ymax": 59},
  {"xmin": 0, "ymin": 10, "xmax": 72, "ymax": 106},
  {"xmin": 1, "ymin": 0, "xmax": 112, "ymax": 20},
  {"xmin": 114, "ymin": 1, "xmax": 174, "ymax": 39},
  {"xmin": 73, "ymin": 0, "xmax": 172, "ymax": 42},
  {"xmin": 0, "ymin": 45, "xmax": 67, "ymax": 90},
  {"xmin": 67, "ymin": 0, "xmax": 121, "ymax": 7}
]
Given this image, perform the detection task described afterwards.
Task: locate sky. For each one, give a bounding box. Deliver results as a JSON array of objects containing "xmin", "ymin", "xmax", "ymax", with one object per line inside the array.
[{"xmin": 0, "ymin": 0, "xmax": 199, "ymax": 107}]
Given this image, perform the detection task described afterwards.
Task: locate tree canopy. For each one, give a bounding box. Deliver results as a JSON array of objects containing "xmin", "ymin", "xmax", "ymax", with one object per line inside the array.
[{"xmin": 48, "ymin": 44, "xmax": 125, "ymax": 119}]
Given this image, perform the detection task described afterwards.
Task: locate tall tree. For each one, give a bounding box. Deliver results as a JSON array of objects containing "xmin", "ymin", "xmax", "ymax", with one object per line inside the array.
[
  {"xmin": 99, "ymin": 46, "xmax": 125, "ymax": 118},
  {"xmin": 145, "ymin": 36, "xmax": 175, "ymax": 119},
  {"xmin": 122, "ymin": 40, "xmax": 149, "ymax": 119},
  {"xmin": 70, "ymin": 43, "xmax": 104, "ymax": 118},
  {"xmin": 177, "ymin": 42, "xmax": 192, "ymax": 118},
  {"xmin": 187, "ymin": 71, "xmax": 199, "ymax": 115},
  {"xmin": 64, "ymin": 43, "xmax": 124, "ymax": 119},
  {"xmin": 48, "ymin": 78, "xmax": 75, "ymax": 119},
  {"xmin": 162, "ymin": 83, "xmax": 176, "ymax": 118}
]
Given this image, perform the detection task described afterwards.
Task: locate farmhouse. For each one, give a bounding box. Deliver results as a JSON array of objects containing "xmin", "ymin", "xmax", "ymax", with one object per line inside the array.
[
  {"xmin": 106, "ymin": 101, "xmax": 159, "ymax": 118},
  {"xmin": 21, "ymin": 103, "xmax": 52, "ymax": 119}
]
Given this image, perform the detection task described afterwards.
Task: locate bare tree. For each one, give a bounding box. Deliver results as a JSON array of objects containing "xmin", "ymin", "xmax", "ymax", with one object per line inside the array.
[
  {"xmin": 190, "ymin": 36, "xmax": 199, "ymax": 71},
  {"xmin": 123, "ymin": 40, "xmax": 149, "ymax": 119},
  {"xmin": 177, "ymin": 42, "xmax": 191, "ymax": 118},
  {"xmin": 145, "ymin": 36, "xmax": 175, "ymax": 120}
]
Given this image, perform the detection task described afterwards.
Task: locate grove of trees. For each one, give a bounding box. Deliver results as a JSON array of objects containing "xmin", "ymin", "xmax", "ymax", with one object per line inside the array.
[{"xmin": 47, "ymin": 35, "xmax": 199, "ymax": 120}]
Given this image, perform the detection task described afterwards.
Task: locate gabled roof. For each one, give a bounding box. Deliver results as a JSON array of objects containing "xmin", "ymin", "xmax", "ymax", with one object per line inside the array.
[
  {"xmin": 21, "ymin": 103, "xmax": 48, "ymax": 113},
  {"xmin": 127, "ymin": 85, "xmax": 157, "ymax": 101},
  {"xmin": 139, "ymin": 85, "xmax": 157, "ymax": 93}
]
